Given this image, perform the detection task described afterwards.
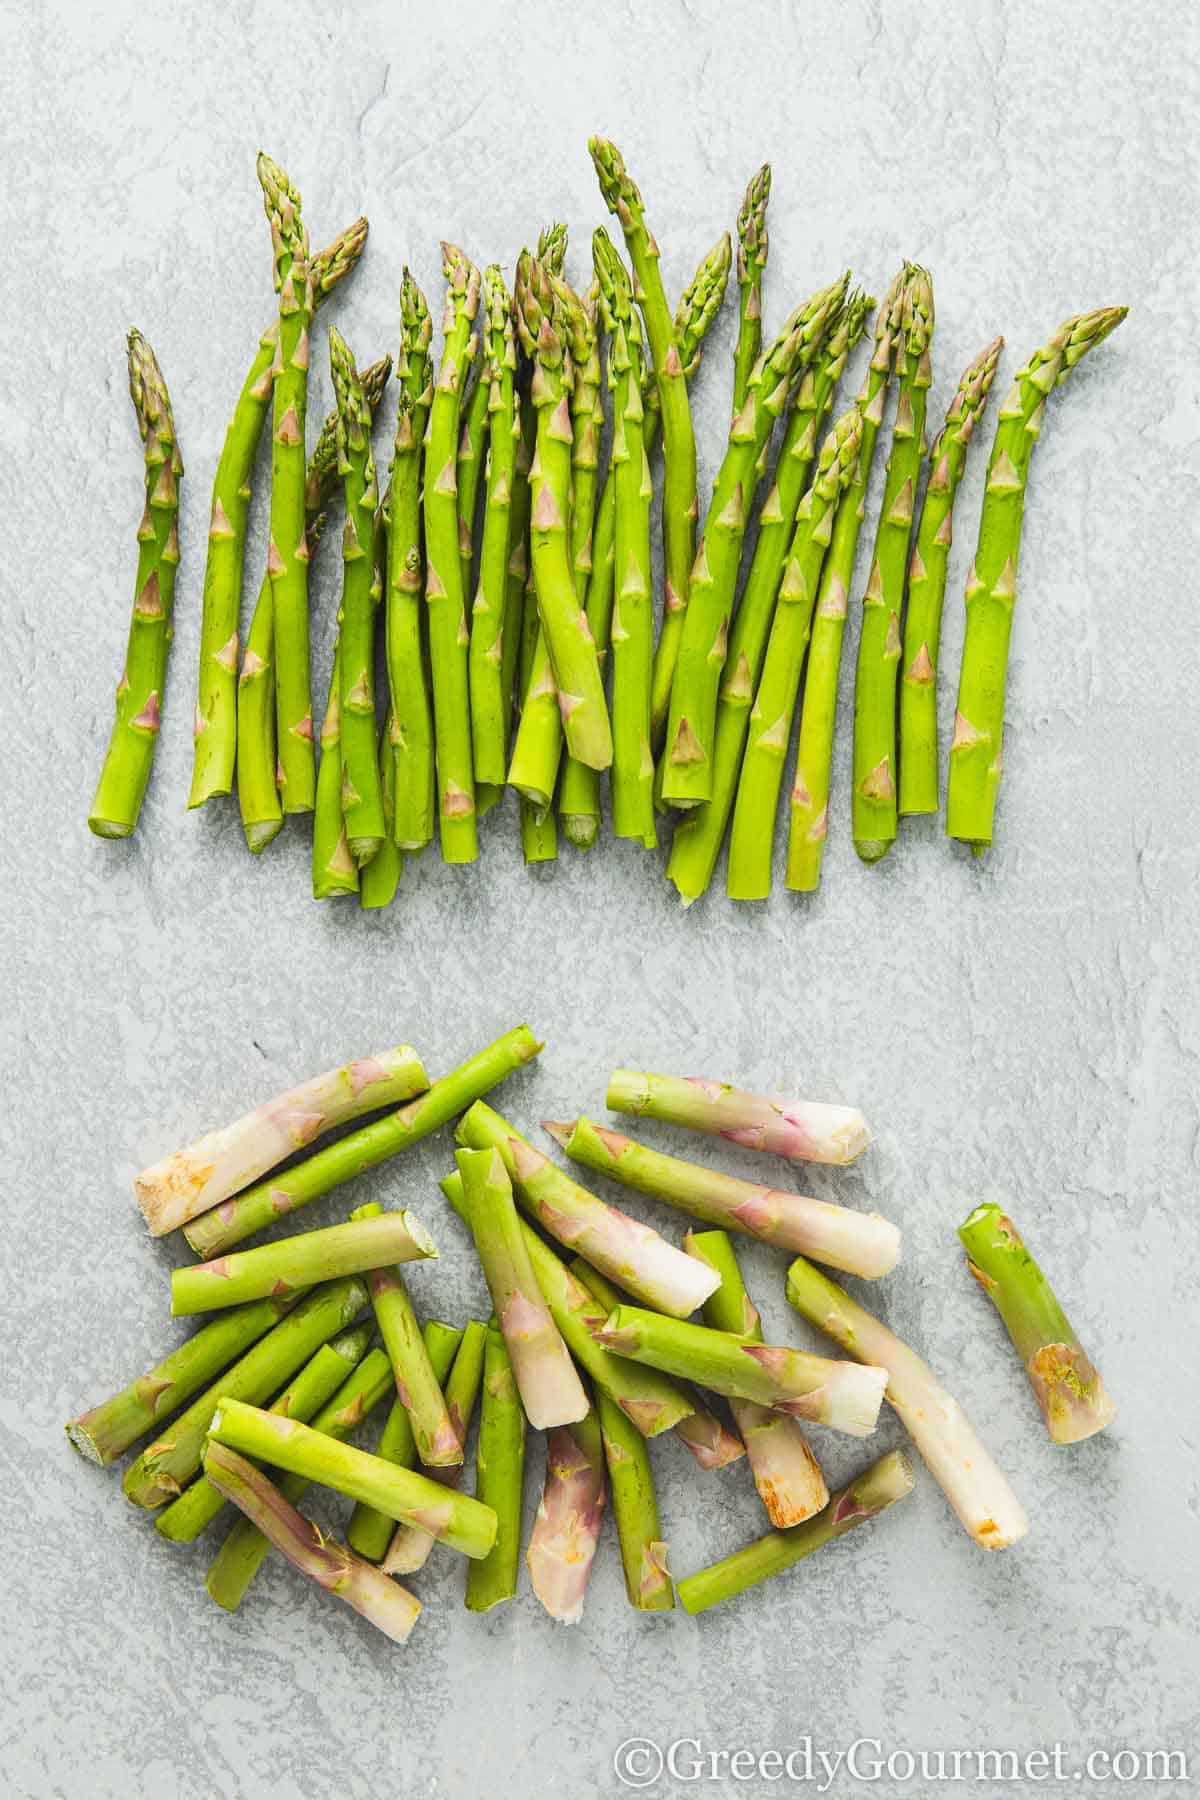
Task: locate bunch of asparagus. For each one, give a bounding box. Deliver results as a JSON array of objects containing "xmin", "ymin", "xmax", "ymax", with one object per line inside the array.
[
  {"xmin": 89, "ymin": 147, "xmax": 1126, "ymax": 894},
  {"xmin": 68, "ymin": 1033, "xmax": 1113, "ymax": 1641}
]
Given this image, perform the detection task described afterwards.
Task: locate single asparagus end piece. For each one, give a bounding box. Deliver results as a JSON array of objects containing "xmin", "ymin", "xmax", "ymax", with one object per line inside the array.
[
  {"xmin": 958, "ymin": 1202, "xmax": 1116, "ymax": 1444},
  {"xmin": 526, "ymin": 1418, "xmax": 607, "ymax": 1624},
  {"xmin": 605, "ymin": 1070, "xmax": 872, "ymax": 1165}
]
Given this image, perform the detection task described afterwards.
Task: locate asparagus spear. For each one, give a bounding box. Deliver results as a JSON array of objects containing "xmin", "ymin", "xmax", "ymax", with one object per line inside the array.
[
  {"xmin": 785, "ymin": 1254, "xmax": 1029, "ymax": 1547},
  {"xmin": 359, "ymin": 712, "xmax": 402, "ymax": 908},
  {"xmin": 457, "ymin": 350, "xmax": 491, "ymax": 605},
  {"xmin": 208, "ymin": 1398, "xmax": 497, "ymax": 1557},
  {"xmin": 507, "ymin": 592, "xmax": 563, "ymax": 818},
  {"xmin": 594, "ymin": 1305, "xmax": 888, "ymax": 1437},
  {"xmin": 725, "ymin": 403, "xmax": 864, "ymax": 898},
  {"xmin": 456, "ymin": 1101, "xmax": 720, "ymax": 1318},
  {"xmin": 590, "ymin": 136, "xmax": 697, "ymax": 741},
  {"xmin": 558, "ymin": 276, "xmax": 607, "ymax": 849},
  {"xmin": 189, "ymin": 213, "xmax": 368, "ymax": 809},
  {"xmin": 685, "ymin": 1231, "xmax": 828, "ymax": 1527},
  {"xmin": 607, "ymin": 1069, "xmax": 871, "ymax": 1165},
  {"xmin": 468, "ymin": 267, "xmax": 520, "ymax": 791},
  {"xmin": 958, "ymin": 1203, "xmax": 1116, "ymax": 1443},
  {"xmin": 207, "ymin": 1344, "xmax": 395, "ymax": 1611},
  {"xmin": 135, "ymin": 1043, "xmax": 426, "ymax": 1237},
  {"xmin": 663, "ymin": 274, "xmax": 848, "ymax": 809},
  {"xmin": 184, "ymin": 1025, "xmax": 543, "ymax": 1256},
  {"xmin": 596, "ymin": 1387, "xmax": 674, "ymax": 1611},
  {"xmin": 312, "ymin": 636, "xmax": 358, "ymax": 899},
  {"xmin": 898, "ymin": 337, "xmax": 1003, "ymax": 816},
  {"xmin": 123, "ymin": 1279, "xmax": 368, "ymax": 1508},
  {"xmin": 203, "ymin": 1443, "xmax": 422, "ymax": 1643},
  {"xmin": 526, "ymin": 1412, "xmax": 607, "ymax": 1623},
  {"xmin": 386, "ymin": 269, "xmax": 436, "ymax": 851},
  {"xmin": 381, "ymin": 1318, "xmax": 487, "ymax": 1574},
  {"xmin": 731, "ymin": 163, "xmax": 771, "ymax": 416},
  {"xmin": 678, "ymin": 1450, "xmax": 915, "ymax": 1615},
  {"xmin": 456, "ymin": 1148, "xmax": 589, "ymax": 1428},
  {"xmin": 464, "ymin": 1320, "xmax": 527, "ymax": 1611},
  {"xmin": 347, "ymin": 1318, "xmax": 462, "ymax": 1562},
  {"xmin": 155, "ymin": 1326, "xmax": 371, "ymax": 1544},
  {"xmin": 851, "ymin": 265, "xmax": 935, "ymax": 861},
  {"xmin": 347, "ymin": 1202, "xmax": 459, "ymax": 1465},
  {"xmin": 546, "ymin": 1117, "xmax": 898, "ymax": 1278},
  {"xmin": 89, "ymin": 331, "xmax": 182, "ymax": 839},
  {"xmin": 946, "ymin": 305, "xmax": 1128, "ymax": 848},
  {"xmin": 172, "ymin": 1209, "xmax": 436, "ymax": 1315}
]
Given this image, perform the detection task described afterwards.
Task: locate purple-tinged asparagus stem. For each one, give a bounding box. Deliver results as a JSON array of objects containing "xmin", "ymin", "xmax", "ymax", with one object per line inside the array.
[
  {"xmin": 382, "ymin": 1319, "xmax": 487, "ymax": 1576},
  {"xmin": 595, "ymin": 1387, "xmax": 674, "ymax": 1611},
  {"xmin": 606, "ymin": 1070, "xmax": 870, "ymax": 1166},
  {"xmin": 171, "ymin": 1210, "xmax": 437, "ymax": 1316},
  {"xmin": 526, "ymin": 1410, "xmax": 607, "ymax": 1624},
  {"xmin": 348, "ymin": 1202, "xmax": 460, "ymax": 1466},
  {"xmin": 346, "ymin": 1319, "xmax": 463, "ymax": 1562}
]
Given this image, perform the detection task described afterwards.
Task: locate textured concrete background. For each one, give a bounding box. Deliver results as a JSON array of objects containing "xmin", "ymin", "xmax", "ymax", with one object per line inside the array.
[{"xmin": 3, "ymin": 1, "xmax": 1198, "ymax": 1795}]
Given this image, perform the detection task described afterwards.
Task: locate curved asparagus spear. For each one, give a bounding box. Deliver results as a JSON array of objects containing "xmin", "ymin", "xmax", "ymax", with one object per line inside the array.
[
  {"xmin": 546, "ymin": 1117, "xmax": 898, "ymax": 1278},
  {"xmin": 386, "ymin": 269, "xmax": 436, "ymax": 851},
  {"xmin": 678, "ymin": 1450, "xmax": 915, "ymax": 1615},
  {"xmin": 606, "ymin": 1068, "xmax": 871, "ymax": 1166},
  {"xmin": 469, "ymin": 267, "xmax": 519, "ymax": 789},
  {"xmin": 685, "ymin": 1230, "xmax": 827, "ymax": 1528},
  {"xmin": 171, "ymin": 1209, "xmax": 436, "ymax": 1316},
  {"xmin": 732, "ymin": 163, "xmax": 771, "ymax": 416},
  {"xmin": 347, "ymin": 1318, "xmax": 462, "ymax": 1561},
  {"xmin": 456, "ymin": 1100, "xmax": 720, "ymax": 1318},
  {"xmin": 526, "ymin": 1412, "xmax": 607, "ymax": 1623},
  {"xmin": 464, "ymin": 1319, "xmax": 527, "ymax": 1611},
  {"xmin": 898, "ymin": 337, "xmax": 1003, "ymax": 816},
  {"xmin": 89, "ymin": 331, "xmax": 182, "ymax": 838},
  {"xmin": 851, "ymin": 265, "xmax": 935, "ymax": 861},
  {"xmin": 381, "ymin": 1318, "xmax": 487, "ymax": 1574},
  {"xmin": 946, "ymin": 305, "xmax": 1128, "ymax": 848},
  {"xmin": 596, "ymin": 1387, "xmax": 674, "ymax": 1611},
  {"xmin": 785, "ymin": 1254, "xmax": 1029, "ymax": 1547},
  {"xmin": 958, "ymin": 1203, "xmax": 1115, "ymax": 1443},
  {"xmin": 135, "ymin": 1044, "xmax": 427, "ymax": 1237},
  {"xmin": 184, "ymin": 1025, "xmax": 543, "ymax": 1256},
  {"xmin": 558, "ymin": 277, "xmax": 606, "ymax": 848},
  {"xmin": 312, "ymin": 635, "xmax": 358, "ymax": 899},
  {"xmin": 190, "ymin": 213, "xmax": 368, "ymax": 809},
  {"xmin": 348, "ymin": 1202, "xmax": 459, "ymax": 1465}
]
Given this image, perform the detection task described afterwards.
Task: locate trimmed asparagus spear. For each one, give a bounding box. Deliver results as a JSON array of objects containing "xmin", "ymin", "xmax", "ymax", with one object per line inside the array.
[
  {"xmin": 469, "ymin": 267, "xmax": 520, "ymax": 789},
  {"xmin": 508, "ymin": 595, "xmax": 563, "ymax": 817},
  {"xmin": 206, "ymin": 1344, "xmax": 395, "ymax": 1611},
  {"xmin": 381, "ymin": 1318, "xmax": 487, "ymax": 1575},
  {"xmin": 558, "ymin": 276, "xmax": 607, "ymax": 849},
  {"xmin": 526, "ymin": 1411, "xmax": 607, "ymax": 1623},
  {"xmin": 359, "ymin": 713, "xmax": 402, "ymax": 907},
  {"xmin": 123, "ymin": 1279, "xmax": 368, "ymax": 1508},
  {"xmin": 135, "ymin": 1043, "xmax": 427, "ymax": 1237},
  {"xmin": 203, "ymin": 1443, "xmax": 421, "ymax": 1642},
  {"xmin": 456, "ymin": 1101, "xmax": 720, "ymax": 1318},
  {"xmin": 312, "ymin": 636, "xmax": 358, "ymax": 899},
  {"xmin": 732, "ymin": 164, "xmax": 771, "ymax": 416},
  {"xmin": 464, "ymin": 1320, "xmax": 527, "ymax": 1611},
  {"xmin": 958, "ymin": 1203, "xmax": 1115, "ymax": 1443},
  {"xmin": 347, "ymin": 1318, "xmax": 462, "ymax": 1562},
  {"xmin": 785, "ymin": 1254, "xmax": 1029, "ymax": 1547},
  {"xmin": 946, "ymin": 305, "xmax": 1128, "ymax": 848},
  {"xmin": 596, "ymin": 1387, "xmax": 673, "ymax": 1611},
  {"xmin": 155, "ymin": 1326, "xmax": 371, "ymax": 1543},
  {"xmin": 594, "ymin": 1305, "xmax": 887, "ymax": 1436},
  {"xmin": 386, "ymin": 268, "xmax": 436, "ymax": 851},
  {"xmin": 184, "ymin": 1025, "xmax": 543, "ymax": 1256},
  {"xmin": 89, "ymin": 331, "xmax": 182, "ymax": 838},
  {"xmin": 65, "ymin": 1293, "xmax": 301, "ymax": 1466},
  {"xmin": 547, "ymin": 1117, "xmax": 898, "ymax": 1278},
  {"xmin": 898, "ymin": 337, "xmax": 1003, "ymax": 815},
  {"xmin": 456, "ymin": 1148, "xmax": 589, "ymax": 1428},
  {"xmin": 607, "ymin": 1069, "xmax": 871, "ymax": 1166},
  {"xmin": 172, "ymin": 1210, "xmax": 435, "ymax": 1315},
  {"xmin": 347, "ymin": 1202, "xmax": 459, "ymax": 1464},
  {"xmin": 678, "ymin": 1450, "xmax": 915, "ymax": 1615},
  {"xmin": 686, "ymin": 1230, "xmax": 828, "ymax": 1527}
]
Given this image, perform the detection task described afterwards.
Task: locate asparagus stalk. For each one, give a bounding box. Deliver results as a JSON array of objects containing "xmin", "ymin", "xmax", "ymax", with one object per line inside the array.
[
  {"xmin": 456, "ymin": 1148, "xmax": 589, "ymax": 1428},
  {"xmin": 347, "ymin": 1318, "xmax": 463, "ymax": 1562},
  {"xmin": 155, "ymin": 1325, "xmax": 371, "ymax": 1544},
  {"xmin": 663, "ymin": 273, "xmax": 848, "ymax": 809},
  {"xmin": 441, "ymin": 1171, "xmax": 695, "ymax": 1435},
  {"xmin": 184, "ymin": 1025, "xmax": 542, "ymax": 1256},
  {"xmin": 596, "ymin": 1387, "xmax": 674, "ymax": 1611},
  {"xmin": 65, "ymin": 1293, "xmax": 301, "ymax": 1466},
  {"xmin": 457, "ymin": 349, "xmax": 491, "ymax": 603},
  {"xmin": 312, "ymin": 635, "xmax": 358, "ymax": 899},
  {"xmin": 207, "ymin": 1398, "xmax": 497, "ymax": 1558},
  {"xmin": 456, "ymin": 1101, "xmax": 720, "ymax": 1318},
  {"xmin": 468, "ymin": 267, "xmax": 520, "ymax": 790},
  {"xmin": 898, "ymin": 337, "xmax": 1003, "ymax": 816},
  {"xmin": 725, "ymin": 403, "xmax": 864, "ymax": 898},
  {"xmin": 851, "ymin": 265, "xmax": 935, "ymax": 861},
  {"xmin": 686, "ymin": 1230, "xmax": 828, "ymax": 1527},
  {"xmin": 135, "ymin": 1044, "xmax": 426, "ymax": 1237},
  {"xmin": 464, "ymin": 1320, "xmax": 527, "ymax": 1611},
  {"xmin": 88, "ymin": 331, "xmax": 182, "ymax": 838},
  {"xmin": 785, "ymin": 1254, "xmax": 1029, "ymax": 1547},
  {"xmin": 547, "ymin": 1117, "xmax": 898, "ymax": 1278},
  {"xmin": 607, "ymin": 1069, "xmax": 871, "ymax": 1166},
  {"xmin": 558, "ymin": 276, "xmax": 607, "ymax": 849},
  {"xmin": 508, "ymin": 595, "xmax": 563, "ymax": 817},
  {"xmin": 123, "ymin": 1279, "xmax": 368, "ymax": 1508},
  {"xmin": 946, "ymin": 305, "xmax": 1128, "ymax": 848},
  {"xmin": 346, "ymin": 1202, "xmax": 459, "ymax": 1464},
  {"xmin": 958, "ymin": 1203, "xmax": 1116, "ymax": 1443},
  {"xmin": 203, "ymin": 1443, "xmax": 421, "ymax": 1643},
  {"xmin": 189, "ymin": 213, "xmax": 368, "ymax": 809},
  {"xmin": 172, "ymin": 1209, "xmax": 435, "ymax": 1316},
  {"xmin": 359, "ymin": 712, "xmax": 402, "ymax": 907},
  {"xmin": 731, "ymin": 164, "xmax": 771, "ymax": 417},
  {"xmin": 386, "ymin": 269, "xmax": 436, "ymax": 851},
  {"xmin": 594, "ymin": 1305, "xmax": 887, "ymax": 1436},
  {"xmin": 526, "ymin": 1411, "xmax": 607, "ymax": 1623},
  {"xmin": 207, "ymin": 1344, "xmax": 395, "ymax": 1611},
  {"xmin": 381, "ymin": 1318, "xmax": 487, "ymax": 1575},
  {"xmin": 678, "ymin": 1450, "xmax": 915, "ymax": 1615}
]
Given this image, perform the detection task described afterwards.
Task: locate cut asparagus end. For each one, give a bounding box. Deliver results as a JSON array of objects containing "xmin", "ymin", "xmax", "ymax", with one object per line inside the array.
[{"xmin": 526, "ymin": 1421, "xmax": 607, "ymax": 1624}]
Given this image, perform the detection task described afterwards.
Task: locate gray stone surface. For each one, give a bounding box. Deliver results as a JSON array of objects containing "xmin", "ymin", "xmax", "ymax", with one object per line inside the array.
[{"xmin": 3, "ymin": 1, "xmax": 1198, "ymax": 1794}]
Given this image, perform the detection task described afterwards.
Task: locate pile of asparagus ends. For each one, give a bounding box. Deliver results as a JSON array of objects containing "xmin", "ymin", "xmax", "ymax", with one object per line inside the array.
[
  {"xmin": 89, "ymin": 146, "xmax": 1126, "ymax": 897},
  {"xmin": 68, "ymin": 1032, "xmax": 1114, "ymax": 1643}
]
